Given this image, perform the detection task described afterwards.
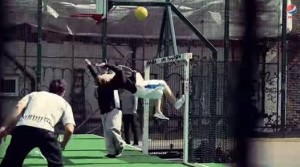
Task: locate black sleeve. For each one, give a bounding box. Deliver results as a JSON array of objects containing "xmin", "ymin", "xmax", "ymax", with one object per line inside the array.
[
  {"xmin": 105, "ymin": 64, "xmax": 128, "ymax": 84},
  {"xmin": 87, "ymin": 65, "xmax": 98, "ymax": 78},
  {"xmin": 104, "ymin": 64, "xmax": 123, "ymax": 74}
]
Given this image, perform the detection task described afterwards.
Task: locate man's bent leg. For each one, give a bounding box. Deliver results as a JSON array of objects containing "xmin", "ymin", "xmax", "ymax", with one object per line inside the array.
[
  {"xmin": 39, "ymin": 130, "xmax": 63, "ymax": 167},
  {"xmin": 131, "ymin": 114, "xmax": 139, "ymax": 145},
  {"xmin": 159, "ymin": 80, "xmax": 185, "ymax": 109},
  {"xmin": 0, "ymin": 127, "xmax": 36, "ymax": 167},
  {"xmin": 159, "ymin": 80, "xmax": 176, "ymax": 104},
  {"xmin": 135, "ymin": 72, "xmax": 145, "ymax": 87},
  {"xmin": 102, "ymin": 114, "xmax": 116, "ymax": 156},
  {"xmin": 122, "ymin": 114, "xmax": 131, "ymax": 144},
  {"xmin": 106, "ymin": 109, "xmax": 125, "ymax": 156},
  {"xmin": 153, "ymin": 99, "xmax": 170, "ymax": 120}
]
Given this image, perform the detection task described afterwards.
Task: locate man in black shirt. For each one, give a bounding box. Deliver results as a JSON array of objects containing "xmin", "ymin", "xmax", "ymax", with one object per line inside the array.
[
  {"xmin": 85, "ymin": 60, "xmax": 125, "ymax": 158},
  {"xmin": 85, "ymin": 59, "xmax": 185, "ymax": 120}
]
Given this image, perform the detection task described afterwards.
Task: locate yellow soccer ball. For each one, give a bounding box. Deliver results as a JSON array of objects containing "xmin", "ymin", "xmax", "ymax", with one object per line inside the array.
[{"xmin": 134, "ymin": 6, "xmax": 148, "ymax": 21}]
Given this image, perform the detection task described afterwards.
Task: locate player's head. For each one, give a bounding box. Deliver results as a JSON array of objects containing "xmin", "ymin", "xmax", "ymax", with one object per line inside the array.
[{"xmin": 49, "ymin": 79, "xmax": 66, "ymax": 96}]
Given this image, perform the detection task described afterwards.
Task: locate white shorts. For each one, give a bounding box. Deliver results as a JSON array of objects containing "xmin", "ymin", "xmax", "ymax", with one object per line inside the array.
[{"xmin": 134, "ymin": 80, "xmax": 165, "ymax": 99}]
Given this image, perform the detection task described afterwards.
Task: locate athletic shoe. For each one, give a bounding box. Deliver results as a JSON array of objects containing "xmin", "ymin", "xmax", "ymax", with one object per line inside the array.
[
  {"xmin": 115, "ymin": 143, "xmax": 125, "ymax": 157},
  {"xmin": 105, "ymin": 154, "xmax": 116, "ymax": 158},
  {"xmin": 174, "ymin": 95, "xmax": 186, "ymax": 109},
  {"xmin": 153, "ymin": 112, "xmax": 170, "ymax": 120}
]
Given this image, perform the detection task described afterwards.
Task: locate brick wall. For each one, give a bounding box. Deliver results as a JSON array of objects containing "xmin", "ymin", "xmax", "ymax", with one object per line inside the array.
[
  {"xmin": 286, "ymin": 1, "xmax": 300, "ymax": 127},
  {"xmin": 287, "ymin": 55, "xmax": 300, "ymax": 126}
]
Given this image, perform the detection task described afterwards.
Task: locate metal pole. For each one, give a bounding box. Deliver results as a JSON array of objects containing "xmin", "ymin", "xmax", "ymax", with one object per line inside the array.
[
  {"xmin": 183, "ymin": 54, "xmax": 191, "ymax": 164},
  {"xmin": 164, "ymin": 3, "xmax": 170, "ymax": 57},
  {"xmin": 156, "ymin": 8, "xmax": 167, "ymax": 57},
  {"xmin": 167, "ymin": 1, "xmax": 178, "ymax": 55},
  {"xmin": 37, "ymin": 0, "xmax": 43, "ymax": 90},
  {"xmin": 224, "ymin": 0, "xmax": 230, "ymax": 61},
  {"xmin": 142, "ymin": 64, "xmax": 150, "ymax": 154},
  {"xmin": 102, "ymin": 0, "xmax": 108, "ymax": 62},
  {"xmin": 280, "ymin": 0, "xmax": 288, "ymax": 134},
  {"xmin": 223, "ymin": 0, "xmax": 230, "ymax": 158},
  {"xmin": 24, "ymin": 26, "xmax": 27, "ymax": 93},
  {"xmin": 110, "ymin": 1, "xmax": 167, "ymax": 7},
  {"xmin": 224, "ymin": 0, "xmax": 230, "ymax": 119}
]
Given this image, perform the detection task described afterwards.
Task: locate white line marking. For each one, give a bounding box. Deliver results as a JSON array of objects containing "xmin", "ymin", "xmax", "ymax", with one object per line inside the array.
[
  {"xmin": 198, "ymin": 165, "xmax": 210, "ymax": 167},
  {"xmin": 126, "ymin": 144, "xmax": 142, "ymax": 151},
  {"xmin": 34, "ymin": 150, "xmax": 46, "ymax": 160},
  {"xmin": 186, "ymin": 163, "xmax": 211, "ymax": 167}
]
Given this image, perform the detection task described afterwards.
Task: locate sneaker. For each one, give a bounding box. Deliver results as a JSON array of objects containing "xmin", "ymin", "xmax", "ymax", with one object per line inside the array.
[
  {"xmin": 105, "ymin": 154, "xmax": 116, "ymax": 158},
  {"xmin": 174, "ymin": 95, "xmax": 186, "ymax": 109},
  {"xmin": 115, "ymin": 143, "xmax": 125, "ymax": 157},
  {"xmin": 153, "ymin": 112, "xmax": 170, "ymax": 120}
]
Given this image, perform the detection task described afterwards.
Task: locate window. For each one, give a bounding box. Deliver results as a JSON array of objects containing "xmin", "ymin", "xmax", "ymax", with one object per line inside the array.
[{"xmin": 0, "ymin": 75, "xmax": 19, "ymax": 96}]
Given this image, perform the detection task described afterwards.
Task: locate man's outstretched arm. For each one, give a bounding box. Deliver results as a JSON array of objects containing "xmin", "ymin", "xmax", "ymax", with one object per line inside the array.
[
  {"xmin": 0, "ymin": 97, "xmax": 28, "ymax": 138},
  {"xmin": 95, "ymin": 62, "xmax": 123, "ymax": 74},
  {"xmin": 85, "ymin": 59, "xmax": 98, "ymax": 79}
]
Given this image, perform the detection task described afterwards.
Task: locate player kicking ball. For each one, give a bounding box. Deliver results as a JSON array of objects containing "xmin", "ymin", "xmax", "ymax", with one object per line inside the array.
[{"xmin": 85, "ymin": 59, "xmax": 185, "ymax": 120}]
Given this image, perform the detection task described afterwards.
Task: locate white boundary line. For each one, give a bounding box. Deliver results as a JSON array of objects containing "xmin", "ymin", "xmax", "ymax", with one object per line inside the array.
[
  {"xmin": 88, "ymin": 133, "xmax": 143, "ymax": 151},
  {"xmin": 125, "ymin": 144, "xmax": 142, "ymax": 151},
  {"xmin": 185, "ymin": 163, "xmax": 212, "ymax": 167},
  {"xmin": 33, "ymin": 150, "xmax": 46, "ymax": 160},
  {"xmin": 197, "ymin": 164, "xmax": 211, "ymax": 167}
]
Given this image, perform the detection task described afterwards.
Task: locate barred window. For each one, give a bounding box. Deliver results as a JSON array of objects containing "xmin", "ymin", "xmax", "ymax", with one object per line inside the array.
[{"xmin": 0, "ymin": 76, "xmax": 19, "ymax": 96}]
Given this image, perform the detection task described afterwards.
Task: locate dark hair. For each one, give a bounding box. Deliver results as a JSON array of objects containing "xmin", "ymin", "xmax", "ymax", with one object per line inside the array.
[{"xmin": 49, "ymin": 79, "xmax": 66, "ymax": 95}]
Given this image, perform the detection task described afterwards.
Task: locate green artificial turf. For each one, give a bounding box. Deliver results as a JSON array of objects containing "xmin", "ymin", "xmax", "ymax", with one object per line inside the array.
[{"xmin": 0, "ymin": 134, "xmax": 228, "ymax": 167}]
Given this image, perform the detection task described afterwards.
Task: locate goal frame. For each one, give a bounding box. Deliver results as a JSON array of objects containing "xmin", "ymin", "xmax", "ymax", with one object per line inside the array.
[{"xmin": 142, "ymin": 53, "xmax": 192, "ymax": 164}]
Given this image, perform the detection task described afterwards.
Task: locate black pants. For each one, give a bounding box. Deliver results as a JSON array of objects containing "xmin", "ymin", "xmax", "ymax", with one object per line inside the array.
[
  {"xmin": 122, "ymin": 114, "xmax": 139, "ymax": 145},
  {"xmin": 0, "ymin": 126, "xmax": 63, "ymax": 167}
]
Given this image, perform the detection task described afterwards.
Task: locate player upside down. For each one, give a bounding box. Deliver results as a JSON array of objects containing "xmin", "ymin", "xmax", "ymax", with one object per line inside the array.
[{"xmin": 85, "ymin": 59, "xmax": 185, "ymax": 120}]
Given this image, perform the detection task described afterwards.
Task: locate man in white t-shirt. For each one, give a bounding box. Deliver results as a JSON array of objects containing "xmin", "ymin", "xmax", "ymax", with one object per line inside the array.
[{"xmin": 0, "ymin": 79, "xmax": 76, "ymax": 167}]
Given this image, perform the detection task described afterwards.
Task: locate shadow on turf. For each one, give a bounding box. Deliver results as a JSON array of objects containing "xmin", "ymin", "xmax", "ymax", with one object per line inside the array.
[
  {"xmin": 69, "ymin": 154, "xmax": 177, "ymax": 163},
  {"xmin": 71, "ymin": 137, "xmax": 104, "ymax": 140},
  {"xmin": 24, "ymin": 162, "xmax": 182, "ymax": 166},
  {"xmin": 24, "ymin": 154, "xmax": 182, "ymax": 166},
  {"xmin": 63, "ymin": 149, "xmax": 107, "ymax": 151},
  {"xmin": 62, "ymin": 149, "xmax": 141, "ymax": 153}
]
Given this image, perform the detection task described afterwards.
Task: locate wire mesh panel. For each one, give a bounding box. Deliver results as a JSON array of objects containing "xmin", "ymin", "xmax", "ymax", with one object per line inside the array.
[{"xmin": 188, "ymin": 60, "xmax": 238, "ymax": 163}]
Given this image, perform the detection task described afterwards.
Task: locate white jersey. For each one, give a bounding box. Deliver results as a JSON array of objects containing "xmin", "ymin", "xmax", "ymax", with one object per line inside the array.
[{"xmin": 16, "ymin": 91, "xmax": 75, "ymax": 132}]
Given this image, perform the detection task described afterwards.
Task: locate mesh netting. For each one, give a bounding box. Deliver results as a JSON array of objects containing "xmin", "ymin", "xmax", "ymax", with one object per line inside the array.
[
  {"xmin": 146, "ymin": 59, "xmax": 186, "ymax": 158},
  {"xmin": 188, "ymin": 59, "xmax": 238, "ymax": 163}
]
